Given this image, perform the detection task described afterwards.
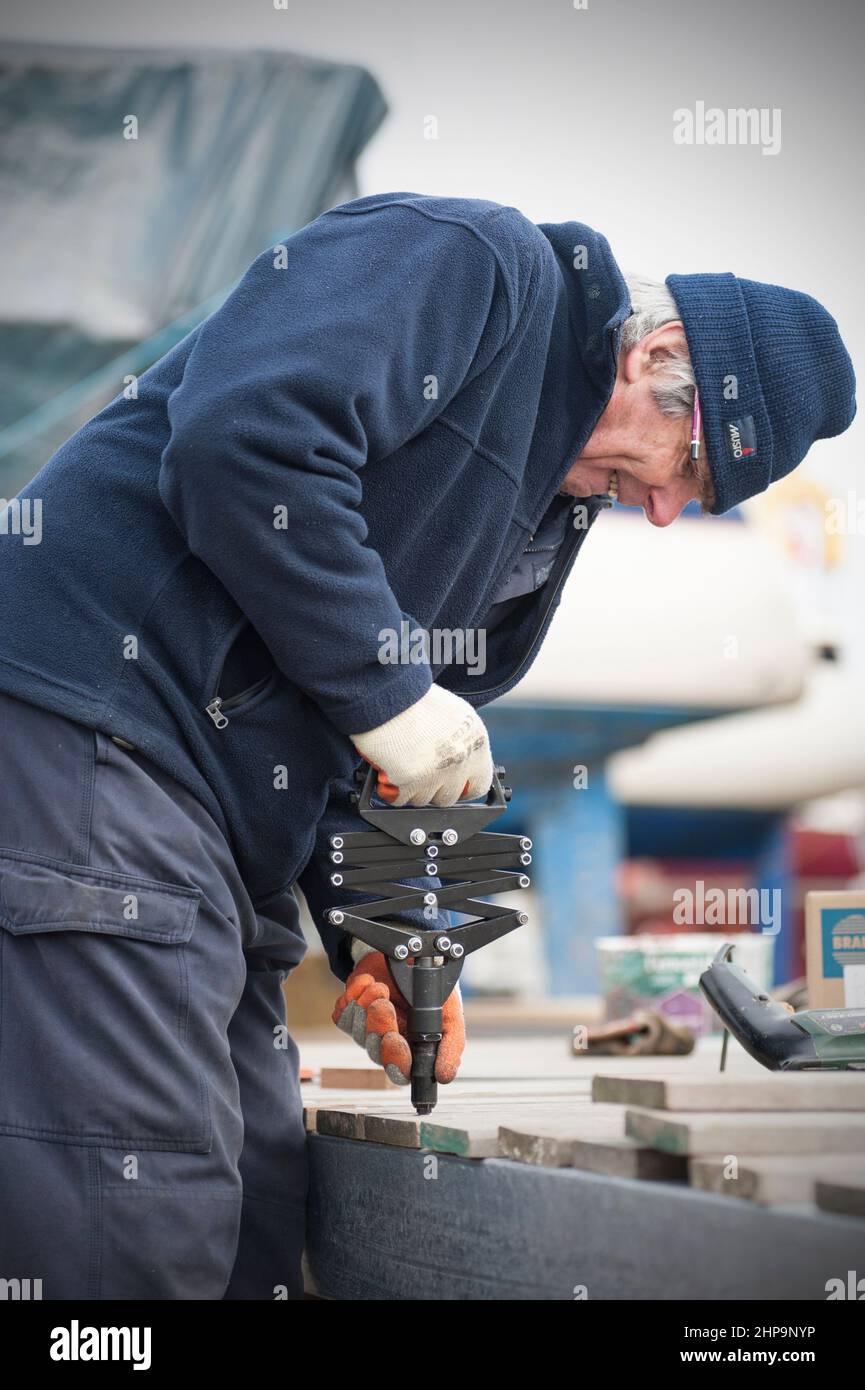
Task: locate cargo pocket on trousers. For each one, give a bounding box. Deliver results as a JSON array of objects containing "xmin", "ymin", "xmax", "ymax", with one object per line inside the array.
[{"xmin": 0, "ymin": 851, "xmax": 211, "ymax": 1151}]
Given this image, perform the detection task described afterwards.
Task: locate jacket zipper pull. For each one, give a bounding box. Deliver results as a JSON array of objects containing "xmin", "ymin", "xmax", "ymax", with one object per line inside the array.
[{"xmin": 205, "ymin": 697, "xmax": 229, "ymax": 729}]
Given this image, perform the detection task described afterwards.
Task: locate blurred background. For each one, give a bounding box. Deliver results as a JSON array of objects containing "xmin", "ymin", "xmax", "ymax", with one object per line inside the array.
[{"xmin": 2, "ymin": 0, "xmax": 863, "ymax": 1034}]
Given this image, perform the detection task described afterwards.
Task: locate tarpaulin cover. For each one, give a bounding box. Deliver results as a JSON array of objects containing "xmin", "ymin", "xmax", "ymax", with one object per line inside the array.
[{"xmin": 0, "ymin": 41, "xmax": 387, "ymax": 489}]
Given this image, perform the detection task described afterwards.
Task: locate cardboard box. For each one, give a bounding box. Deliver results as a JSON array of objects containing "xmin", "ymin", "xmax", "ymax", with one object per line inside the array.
[{"xmin": 805, "ymin": 891, "xmax": 865, "ymax": 1008}]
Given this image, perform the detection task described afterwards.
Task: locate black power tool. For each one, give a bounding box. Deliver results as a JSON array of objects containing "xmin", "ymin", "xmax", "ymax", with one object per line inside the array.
[
  {"xmin": 700, "ymin": 941, "xmax": 865, "ymax": 1071},
  {"xmin": 326, "ymin": 763, "xmax": 530, "ymax": 1113}
]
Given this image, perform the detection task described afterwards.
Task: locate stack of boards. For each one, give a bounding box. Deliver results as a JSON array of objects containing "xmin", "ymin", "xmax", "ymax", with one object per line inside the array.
[{"xmin": 303, "ymin": 1062, "xmax": 865, "ymax": 1217}]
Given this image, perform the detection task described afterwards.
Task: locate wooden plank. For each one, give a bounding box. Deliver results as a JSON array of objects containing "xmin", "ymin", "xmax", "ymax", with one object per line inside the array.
[
  {"xmin": 317, "ymin": 1097, "xmax": 597, "ymax": 1152},
  {"xmin": 627, "ymin": 1107, "xmax": 865, "ymax": 1157},
  {"xmin": 305, "ymin": 1077, "xmax": 591, "ymax": 1110},
  {"xmin": 363, "ymin": 1111, "xmax": 424, "ymax": 1147},
  {"xmin": 303, "ymin": 1093, "xmax": 422, "ymax": 1129},
  {"xmin": 416, "ymin": 1099, "xmax": 688, "ymax": 1162},
  {"xmin": 499, "ymin": 1110, "xmax": 686, "ymax": 1180},
  {"xmin": 302, "ymin": 1089, "xmax": 410, "ymax": 1131},
  {"xmin": 319, "ymin": 1067, "xmax": 400, "ymax": 1090},
  {"xmin": 816, "ymin": 1174, "xmax": 865, "ymax": 1220},
  {"xmin": 593, "ymin": 1072, "xmax": 865, "ymax": 1112},
  {"xmin": 308, "ymin": 1105, "xmax": 420, "ymax": 1145},
  {"xmin": 314, "ymin": 1109, "xmax": 369, "ymax": 1141},
  {"xmin": 420, "ymin": 1103, "xmax": 599, "ymax": 1159},
  {"xmin": 304, "ymin": 1081, "xmax": 594, "ymax": 1131},
  {"xmin": 689, "ymin": 1154, "xmax": 865, "ymax": 1206},
  {"xmin": 304, "ymin": 1085, "xmax": 591, "ymax": 1131},
  {"xmin": 444, "ymin": 1078, "xmax": 594, "ymax": 1096}
]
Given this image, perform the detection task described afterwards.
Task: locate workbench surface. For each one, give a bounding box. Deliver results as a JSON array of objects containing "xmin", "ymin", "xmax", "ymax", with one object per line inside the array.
[{"xmin": 297, "ymin": 1031, "xmax": 865, "ymax": 1300}]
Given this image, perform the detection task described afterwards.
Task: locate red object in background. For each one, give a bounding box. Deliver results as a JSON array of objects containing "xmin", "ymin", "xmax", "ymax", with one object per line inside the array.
[
  {"xmin": 792, "ymin": 827, "xmax": 863, "ymax": 879},
  {"xmin": 618, "ymin": 859, "xmax": 755, "ymax": 936}
]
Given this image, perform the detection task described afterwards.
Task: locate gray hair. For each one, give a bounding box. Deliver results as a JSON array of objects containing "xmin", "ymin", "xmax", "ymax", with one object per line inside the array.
[{"xmin": 620, "ymin": 274, "xmax": 696, "ymax": 417}]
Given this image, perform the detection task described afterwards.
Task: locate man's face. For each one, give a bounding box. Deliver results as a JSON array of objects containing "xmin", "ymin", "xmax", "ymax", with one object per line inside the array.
[{"xmin": 559, "ymin": 321, "xmax": 714, "ymax": 527}]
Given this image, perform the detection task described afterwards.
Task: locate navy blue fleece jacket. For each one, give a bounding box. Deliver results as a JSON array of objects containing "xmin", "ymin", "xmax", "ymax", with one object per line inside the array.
[{"xmin": 0, "ymin": 193, "xmax": 631, "ymax": 977}]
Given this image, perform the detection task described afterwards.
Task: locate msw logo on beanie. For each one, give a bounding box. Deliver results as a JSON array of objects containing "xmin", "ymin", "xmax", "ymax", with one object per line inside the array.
[{"xmin": 725, "ymin": 416, "xmax": 757, "ymax": 461}]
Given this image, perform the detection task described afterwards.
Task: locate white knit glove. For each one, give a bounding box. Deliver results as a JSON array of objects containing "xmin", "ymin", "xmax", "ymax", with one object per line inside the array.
[{"xmin": 350, "ymin": 684, "xmax": 493, "ymax": 807}]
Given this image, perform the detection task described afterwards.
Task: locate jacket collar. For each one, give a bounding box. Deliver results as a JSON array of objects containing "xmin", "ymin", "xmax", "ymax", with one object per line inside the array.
[
  {"xmin": 519, "ymin": 219, "xmax": 631, "ymax": 528},
  {"xmin": 538, "ymin": 219, "xmax": 632, "ymax": 384}
]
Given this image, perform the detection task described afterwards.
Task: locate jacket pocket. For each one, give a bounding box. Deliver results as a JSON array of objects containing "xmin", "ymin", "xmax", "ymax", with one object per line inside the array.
[
  {"xmin": 0, "ymin": 852, "xmax": 211, "ymax": 1151},
  {"xmin": 203, "ymin": 618, "xmax": 281, "ymax": 730}
]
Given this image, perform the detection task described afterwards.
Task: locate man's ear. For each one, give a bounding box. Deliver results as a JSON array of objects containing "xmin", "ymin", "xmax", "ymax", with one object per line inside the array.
[
  {"xmin": 622, "ymin": 320, "xmax": 688, "ymax": 383},
  {"xmin": 646, "ymin": 320, "xmax": 689, "ymax": 368}
]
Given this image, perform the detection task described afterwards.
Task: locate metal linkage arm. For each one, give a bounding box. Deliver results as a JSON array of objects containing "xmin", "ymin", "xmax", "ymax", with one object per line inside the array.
[{"xmin": 326, "ymin": 763, "xmax": 531, "ymax": 1115}]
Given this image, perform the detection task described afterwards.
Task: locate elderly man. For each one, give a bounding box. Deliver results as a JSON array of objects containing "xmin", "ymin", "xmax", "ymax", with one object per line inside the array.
[{"xmin": 0, "ymin": 193, "xmax": 854, "ymax": 1300}]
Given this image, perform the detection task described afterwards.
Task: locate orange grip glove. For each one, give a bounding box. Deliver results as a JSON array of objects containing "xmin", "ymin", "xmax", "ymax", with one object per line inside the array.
[
  {"xmin": 332, "ymin": 947, "xmax": 465, "ymax": 1085},
  {"xmin": 366, "ymin": 760, "xmax": 469, "ymax": 806}
]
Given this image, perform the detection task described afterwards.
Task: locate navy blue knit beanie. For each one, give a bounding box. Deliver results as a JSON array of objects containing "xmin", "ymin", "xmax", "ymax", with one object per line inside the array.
[{"xmin": 665, "ymin": 273, "xmax": 856, "ymax": 514}]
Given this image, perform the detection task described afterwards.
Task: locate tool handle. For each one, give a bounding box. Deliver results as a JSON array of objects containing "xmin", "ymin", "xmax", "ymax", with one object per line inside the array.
[
  {"xmin": 355, "ymin": 760, "xmax": 509, "ymax": 816},
  {"xmin": 378, "ymin": 777, "xmax": 476, "ymax": 804}
]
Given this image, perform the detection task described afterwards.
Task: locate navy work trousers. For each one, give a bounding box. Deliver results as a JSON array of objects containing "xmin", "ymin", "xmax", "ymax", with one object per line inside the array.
[{"xmin": 0, "ymin": 691, "xmax": 308, "ymax": 1299}]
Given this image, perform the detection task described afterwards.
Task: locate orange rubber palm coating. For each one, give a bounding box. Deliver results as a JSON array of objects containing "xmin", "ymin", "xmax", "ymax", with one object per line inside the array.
[
  {"xmin": 364, "ymin": 758, "xmax": 472, "ymax": 804},
  {"xmin": 376, "ymin": 774, "xmax": 400, "ymax": 804},
  {"xmin": 332, "ymin": 951, "xmax": 465, "ymax": 1083}
]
